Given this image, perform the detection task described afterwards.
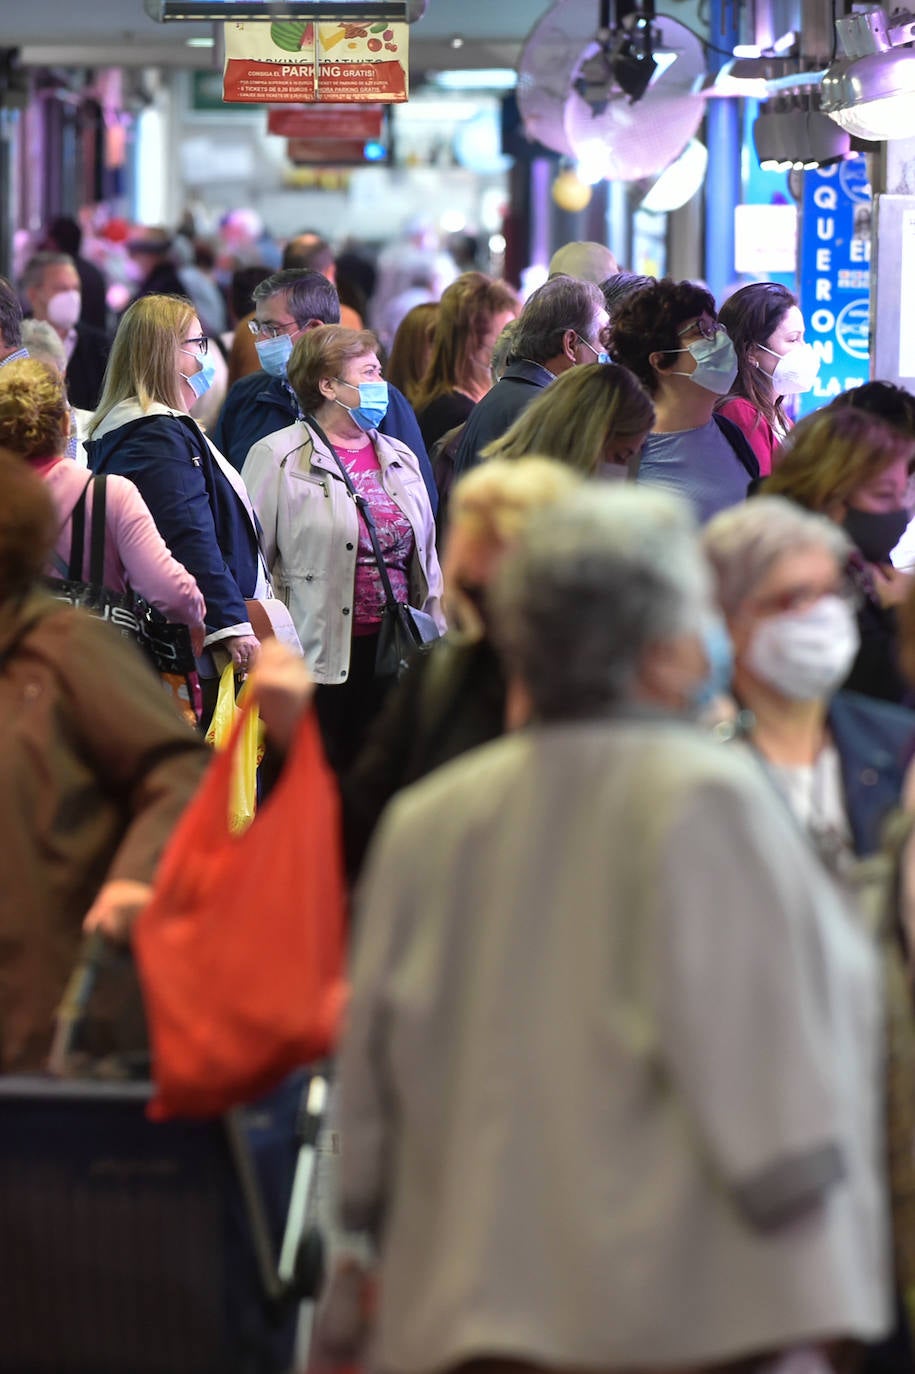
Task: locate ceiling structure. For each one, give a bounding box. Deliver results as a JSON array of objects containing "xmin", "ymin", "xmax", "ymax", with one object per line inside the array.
[{"xmin": 14, "ymin": 0, "xmax": 538, "ymax": 71}]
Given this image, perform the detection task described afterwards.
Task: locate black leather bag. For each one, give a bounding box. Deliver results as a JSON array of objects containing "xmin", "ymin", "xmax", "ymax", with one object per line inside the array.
[
  {"xmin": 46, "ymin": 474, "xmax": 195, "ymax": 676},
  {"xmin": 375, "ymin": 602, "xmax": 441, "ymax": 680}
]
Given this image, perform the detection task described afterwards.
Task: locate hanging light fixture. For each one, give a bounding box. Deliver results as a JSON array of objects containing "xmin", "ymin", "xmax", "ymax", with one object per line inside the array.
[{"xmin": 820, "ymin": 7, "xmax": 915, "ymax": 141}]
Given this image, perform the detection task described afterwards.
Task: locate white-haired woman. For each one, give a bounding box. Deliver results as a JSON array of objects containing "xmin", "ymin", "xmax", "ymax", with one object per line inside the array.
[
  {"xmin": 703, "ymin": 495, "xmax": 915, "ymax": 870},
  {"xmin": 337, "ymin": 485, "xmax": 891, "ymax": 1374}
]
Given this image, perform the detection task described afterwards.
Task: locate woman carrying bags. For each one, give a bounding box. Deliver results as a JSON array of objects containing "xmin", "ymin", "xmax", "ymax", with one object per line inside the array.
[
  {"xmin": 86, "ymin": 295, "xmax": 268, "ymax": 719},
  {"xmin": 242, "ymin": 325, "xmax": 444, "ymax": 772},
  {"xmin": 0, "ymin": 357, "xmax": 205, "ymax": 648}
]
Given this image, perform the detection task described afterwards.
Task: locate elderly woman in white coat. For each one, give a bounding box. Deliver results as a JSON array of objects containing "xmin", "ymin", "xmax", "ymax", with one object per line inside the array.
[
  {"xmin": 337, "ymin": 486, "xmax": 891, "ymax": 1374},
  {"xmin": 242, "ymin": 324, "xmax": 444, "ymax": 771}
]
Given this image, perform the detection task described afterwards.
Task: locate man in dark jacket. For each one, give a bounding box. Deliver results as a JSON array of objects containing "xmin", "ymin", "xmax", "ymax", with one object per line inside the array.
[
  {"xmin": 452, "ymin": 277, "xmax": 609, "ymax": 479},
  {"xmin": 213, "ymin": 268, "xmax": 437, "ymax": 513},
  {"xmin": 22, "ymin": 253, "xmax": 111, "ymax": 410}
]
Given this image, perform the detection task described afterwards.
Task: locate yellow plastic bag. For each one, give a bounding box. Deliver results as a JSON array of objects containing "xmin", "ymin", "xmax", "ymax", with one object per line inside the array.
[{"xmin": 205, "ymin": 663, "xmax": 260, "ymax": 834}]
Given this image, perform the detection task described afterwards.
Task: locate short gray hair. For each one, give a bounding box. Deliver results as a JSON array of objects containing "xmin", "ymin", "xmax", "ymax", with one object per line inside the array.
[
  {"xmin": 491, "ymin": 485, "xmax": 709, "ymax": 720},
  {"xmin": 252, "ymin": 268, "xmax": 340, "ymax": 328},
  {"xmin": 703, "ymin": 496, "xmax": 853, "ymax": 617},
  {"xmin": 21, "ymin": 252, "xmax": 75, "ymax": 291},
  {"xmin": 21, "ymin": 318, "xmax": 67, "ymax": 372},
  {"xmin": 511, "ymin": 277, "xmax": 605, "ymax": 367}
]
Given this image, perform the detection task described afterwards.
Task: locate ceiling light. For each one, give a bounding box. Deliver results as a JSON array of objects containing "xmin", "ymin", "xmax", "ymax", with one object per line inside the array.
[
  {"xmin": 185, "ymin": 35, "xmax": 215, "ymax": 46},
  {"xmin": 430, "ymin": 68, "xmax": 518, "ymax": 91},
  {"xmin": 820, "ymin": 6, "xmax": 915, "ymax": 140},
  {"xmin": 753, "ymin": 101, "xmax": 851, "ymax": 168}
]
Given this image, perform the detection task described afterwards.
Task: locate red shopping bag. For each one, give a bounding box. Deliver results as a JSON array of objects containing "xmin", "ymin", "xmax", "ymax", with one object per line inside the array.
[{"xmin": 133, "ymin": 700, "xmax": 347, "ymax": 1120}]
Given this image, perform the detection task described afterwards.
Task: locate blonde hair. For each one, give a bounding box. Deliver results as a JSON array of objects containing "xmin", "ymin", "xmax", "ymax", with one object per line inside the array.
[
  {"xmin": 0, "ymin": 358, "xmax": 69, "ymax": 461},
  {"xmin": 287, "ymin": 325, "xmax": 380, "ymax": 414},
  {"xmin": 90, "ymin": 294, "xmax": 196, "ymax": 434},
  {"xmin": 765, "ymin": 406, "xmax": 915, "ymax": 511},
  {"xmin": 413, "ymin": 273, "xmax": 520, "ymax": 412},
  {"xmin": 481, "ymin": 362, "xmax": 654, "ymax": 476},
  {"xmin": 445, "ymin": 456, "xmax": 581, "ymax": 635}
]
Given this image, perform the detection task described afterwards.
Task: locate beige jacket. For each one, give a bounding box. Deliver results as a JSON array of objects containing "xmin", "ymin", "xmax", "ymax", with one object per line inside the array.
[
  {"xmin": 340, "ymin": 717, "xmax": 891, "ymax": 1373},
  {"xmin": 242, "ymin": 420, "xmax": 444, "ymax": 685}
]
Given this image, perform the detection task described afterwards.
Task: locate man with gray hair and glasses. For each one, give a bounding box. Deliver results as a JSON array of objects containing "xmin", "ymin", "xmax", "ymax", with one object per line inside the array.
[
  {"xmin": 213, "ymin": 267, "xmax": 437, "ymax": 510},
  {"xmin": 339, "ymin": 483, "xmax": 890, "ymax": 1374},
  {"xmin": 452, "ymin": 275, "xmax": 609, "ymax": 477}
]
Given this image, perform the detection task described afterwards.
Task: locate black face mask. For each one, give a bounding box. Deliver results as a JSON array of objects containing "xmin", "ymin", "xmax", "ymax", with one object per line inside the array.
[{"xmin": 842, "ymin": 506, "xmax": 909, "ymax": 565}]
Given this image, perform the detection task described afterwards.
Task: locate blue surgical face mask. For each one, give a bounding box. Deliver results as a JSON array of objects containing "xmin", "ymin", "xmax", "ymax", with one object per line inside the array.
[
  {"xmin": 255, "ymin": 333, "xmax": 295, "ymax": 378},
  {"xmin": 180, "ymin": 351, "xmax": 216, "ymax": 401},
  {"xmin": 335, "ymin": 378, "xmax": 389, "ymax": 431},
  {"xmin": 576, "ymin": 334, "xmax": 612, "ymax": 365},
  {"xmin": 691, "ymin": 613, "xmax": 734, "ymax": 713}
]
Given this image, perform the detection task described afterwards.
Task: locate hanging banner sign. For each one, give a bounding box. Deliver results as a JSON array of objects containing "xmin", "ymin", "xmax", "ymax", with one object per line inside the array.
[
  {"xmin": 267, "ymin": 104, "xmax": 384, "ymax": 138},
  {"xmin": 223, "ymin": 21, "xmax": 408, "ymax": 103},
  {"xmin": 797, "ymin": 159, "xmax": 872, "ymax": 417}
]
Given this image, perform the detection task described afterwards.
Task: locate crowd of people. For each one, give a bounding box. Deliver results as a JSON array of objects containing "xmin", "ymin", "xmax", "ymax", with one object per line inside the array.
[{"xmin": 4, "ymin": 217, "xmax": 915, "ymax": 1374}]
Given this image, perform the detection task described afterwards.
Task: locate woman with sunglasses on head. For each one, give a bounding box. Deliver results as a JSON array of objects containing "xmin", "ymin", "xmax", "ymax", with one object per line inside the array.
[
  {"xmin": 86, "ymin": 295, "xmax": 269, "ymax": 714},
  {"xmin": 608, "ymin": 278, "xmax": 760, "ymax": 523},
  {"xmin": 716, "ymin": 282, "xmax": 819, "ymax": 476}
]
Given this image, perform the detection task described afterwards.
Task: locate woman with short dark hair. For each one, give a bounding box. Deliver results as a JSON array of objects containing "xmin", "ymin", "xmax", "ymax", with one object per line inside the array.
[{"xmin": 608, "ymin": 277, "xmax": 757, "ymax": 522}]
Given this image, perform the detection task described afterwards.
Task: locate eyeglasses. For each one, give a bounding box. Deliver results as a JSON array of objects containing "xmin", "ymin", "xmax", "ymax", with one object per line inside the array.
[
  {"xmin": 247, "ymin": 319, "xmax": 297, "ymax": 340},
  {"xmin": 182, "ymin": 335, "xmax": 208, "ymax": 354},
  {"xmin": 677, "ymin": 319, "xmax": 725, "ymax": 343}
]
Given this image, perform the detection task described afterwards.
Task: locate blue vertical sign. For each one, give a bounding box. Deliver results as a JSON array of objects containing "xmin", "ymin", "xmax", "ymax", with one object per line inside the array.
[{"xmin": 797, "ymin": 159, "xmax": 872, "ymax": 418}]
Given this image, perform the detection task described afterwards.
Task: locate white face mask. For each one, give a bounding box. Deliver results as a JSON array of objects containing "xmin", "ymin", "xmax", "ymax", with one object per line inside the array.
[
  {"xmin": 45, "ymin": 288, "xmax": 81, "ymax": 332},
  {"xmin": 745, "ymin": 594, "xmax": 860, "ymax": 701},
  {"xmin": 757, "ymin": 341, "xmax": 820, "ymax": 396}
]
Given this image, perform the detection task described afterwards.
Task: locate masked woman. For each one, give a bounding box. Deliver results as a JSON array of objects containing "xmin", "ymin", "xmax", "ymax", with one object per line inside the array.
[
  {"xmin": 766, "ymin": 405, "xmax": 915, "ymax": 704},
  {"xmin": 242, "ymin": 325, "xmax": 444, "ymax": 771},
  {"xmin": 86, "ymin": 296, "xmax": 266, "ymax": 681},
  {"xmin": 717, "ymin": 282, "xmax": 819, "ymax": 477}
]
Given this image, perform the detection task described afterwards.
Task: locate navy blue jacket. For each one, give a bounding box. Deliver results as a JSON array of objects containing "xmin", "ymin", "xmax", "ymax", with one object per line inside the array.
[
  {"xmin": 212, "ymin": 372, "xmax": 438, "ymax": 514},
  {"xmin": 452, "ymin": 359, "xmax": 555, "ymax": 479},
  {"xmin": 829, "ymin": 689, "xmax": 915, "ymax": 856},
  {"xmin": 86, "ymin": 413, "xmax": 260, "ymax": 634}
]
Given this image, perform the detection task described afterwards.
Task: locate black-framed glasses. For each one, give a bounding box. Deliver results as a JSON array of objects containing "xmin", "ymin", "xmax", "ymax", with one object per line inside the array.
[
  {"xmin": 247, "ymin": 319, "xmax": 297, "ymax": 340},
  {"xmin": 677, "ymin": 318, "xmax": 725, "ymax": 342},
  {"xmin": 182, "ymin": 335, "xmax": 208, "ymax": 354}
]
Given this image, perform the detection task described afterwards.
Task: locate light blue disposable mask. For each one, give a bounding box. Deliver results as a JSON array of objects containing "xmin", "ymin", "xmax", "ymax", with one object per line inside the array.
[
  {"xmin": 692, "ymin": 613, "xmax": 734, "ymax": 713},
  {"xmin": 255, "ymin": 333, "xmax": 295, "ymax": 378},
  {"xmin": 669, "ymin": 330, "xmax": 738, "ymax": 397},
  {"xmin": 336, "ymin": 378, "xmax": 389, "ymax": 431},
  {"xmin": 180, "ymin": 351, "xmax": 216, "ymax": 401},
  {"xmin": 577, "ymin": 334, "xmax": 612, "ymax": 365}
]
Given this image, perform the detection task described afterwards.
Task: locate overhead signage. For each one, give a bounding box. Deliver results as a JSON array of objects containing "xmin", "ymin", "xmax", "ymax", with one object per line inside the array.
[
  {"xmin": 223, "ymin": 20, "xmax": 408, "ymax": 103},
  {"xmin": 797, "ymin": 158, "xmax": 872, "ymax": 417},
  {"xmin": 267, "ymin": 104, "xmax": 383, "ymax": 137}
]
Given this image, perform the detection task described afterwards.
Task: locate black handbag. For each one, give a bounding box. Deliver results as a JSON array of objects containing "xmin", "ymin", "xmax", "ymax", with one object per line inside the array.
[
  {"xmin": 46, "ymin": 474, "xmax": 196, "ymax": 676},
  {"xmin": 307, "ymin": 416, "xmax": 441, "ymax": 679}
]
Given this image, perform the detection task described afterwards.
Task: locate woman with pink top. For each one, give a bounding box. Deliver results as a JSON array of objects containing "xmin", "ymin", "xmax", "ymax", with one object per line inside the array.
[
  {"xmin": 716, "ymin": 282, "xmax": 820, "ymax": 477},
  {"xmin": 0, "ymin": 358, "xmax": 206, "ymax": 651}
]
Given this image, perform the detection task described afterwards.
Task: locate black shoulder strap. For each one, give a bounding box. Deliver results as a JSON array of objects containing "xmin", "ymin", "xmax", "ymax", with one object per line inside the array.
[
  {"xmin": 88, "ymin": 474, "xmax": 107, "ymax": 585},
  {"xmin": 67, "ymin": 474, "xmax": 107, "ymax": 583},
  {"xmin": 305, "ymin": 415, "xmax": 398, "ymax": 611},
  {"xmin": 67, "ymin": 476, "xmax": 93, "ymax": 579},
  {"xmin": 713, "ymin": 412, "xmax": 761, "ymax": 482}
]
